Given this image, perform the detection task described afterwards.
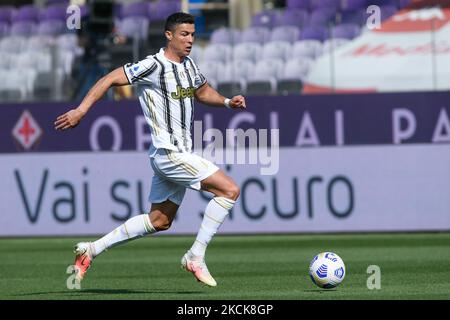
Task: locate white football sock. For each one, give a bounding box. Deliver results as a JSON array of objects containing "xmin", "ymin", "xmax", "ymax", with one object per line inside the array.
[
  {"xmin": 190, "ymin": 197, "xmax": 235, "ymax": 257},
  {"xmin": 91, "ymin": 214, "xmax": 156, "ymax": 258}
]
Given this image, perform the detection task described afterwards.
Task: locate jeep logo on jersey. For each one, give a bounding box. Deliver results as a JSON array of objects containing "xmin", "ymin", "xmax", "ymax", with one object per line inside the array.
[{"xmin": 171, "ymin": 85, "xmax": 195, "ymax": 100}]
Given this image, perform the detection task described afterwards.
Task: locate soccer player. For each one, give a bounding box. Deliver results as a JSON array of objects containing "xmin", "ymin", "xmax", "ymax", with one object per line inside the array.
[{"xmin": 54, "ymin": 12, "xmax": 246, "ymax": 287}]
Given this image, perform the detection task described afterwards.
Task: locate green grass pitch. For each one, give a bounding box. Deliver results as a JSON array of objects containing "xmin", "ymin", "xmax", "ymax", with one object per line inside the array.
[{"xmin": 1, "ymin": 233, "xmax": 450, "ymax": 300}]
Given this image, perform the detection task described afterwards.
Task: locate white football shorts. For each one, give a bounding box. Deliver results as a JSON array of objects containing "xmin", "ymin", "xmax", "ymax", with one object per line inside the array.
[{"xmin": 149, "ymin": 148, "xmax": 220, "ymax": 205}]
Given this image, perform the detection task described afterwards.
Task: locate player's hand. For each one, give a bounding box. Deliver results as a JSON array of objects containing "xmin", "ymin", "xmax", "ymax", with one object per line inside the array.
[
  {"xmin": 54, "ymin": 108, "xmax": 85, "ymax": 130},
  {"xmin": 230, "ymin": 95, "xmax": 246, "ymax": 109}
]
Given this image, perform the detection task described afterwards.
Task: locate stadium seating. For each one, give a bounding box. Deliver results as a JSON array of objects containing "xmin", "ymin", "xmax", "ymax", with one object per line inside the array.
[
  {"xmin": 216, "ymin": 60, "xmax": 253, "ymax": 97},
  {"xmin": 310, "ymin": 0, "xmax": 340, "ymax": 12},
  {"xmin": 280, "ymin": 57, "xmax": 313, "ymax": 81},
  {"xmin": 340, "ymin": 0, "xmax": 367, "ymax": 13},
  {"xmin": 26, "ymin": 35, "xmax": 54, "ymax": 52},
  {"xmin": 121, "ymin": 1, "xmax": 150, "ymax": 19},
  {"xmin": 331, "ymin": 23, "xmax": 361, "ymax": 39},
  {"xmin": 274, "ymin": 9, "xmax": 309, "ymax": 28},
  {"xmin": 270, "ymin": 26, "xmax": 300, "ymax": 43},
  {"xmin": 118, "ymin": 16, "xmax": 150, "ymax": 40},
  {"xmin": 0, "ymin": 22, "xmax": 9, "ymax": 37},
  {"xmin": 0, "ymin": 0, "xmax": 412, "ymax": 102},
  {"xmin": 0, "ymin": 36, "xmax": 27, "ymax": 54},
  {"xmin": 239, "ymin": 27, "xmax": 271, "ymax": 45},
  {"xmin": 368, "ymin": 0, "xmax": 396, "ymax": 5},
  {"xmin": 339, "ymin": 8, "xmax": 368, "ymax": 25},
  {"xmin": 37, "ymin": 20, "xmax": 66, "ymax": 36},
  {"xmin": 277, "ymin": 57, "xmax": 312, "ymax": 95},
  {"xmin": 45, "ymin": 0, "xmax": 70, "ymax": 5},
  {"xmin": 0, "ymin": 0, "xmax": 88, "ymax": 102},
  {"xmin": 193, "ymin": 0, "xmax": 418, "ymax": 97},
  {"xmin": 300, "ymin": 25, "xmax": 329, "ymax": 41},
  {"xmin": 152, "ymin": 0, "xmax": 181, "ymax": 21},
  {"xmin": 13, "ymin": 5, "xmax": 40, "ymax": 23},
  {"xmin": 286, "ymin": 0, "xmax": 310, "ymax": 10},
  {"xmin": 261, "ymin": 41, "xmax": 292, "ymax": 61},
  {"xmin": 33, "ymin": 71, "xmax": 55, "ymax": 101},
  {"xmin": 188, "ymin": 46, "xmax": 203, "ymax": 63},
  {"xmin": 0, "ymin": 6, "xmax": 14, "ymax": 23},
  {"xmin": 291, "ymin": 40, "xmax": 323, "ymax": 59},
  {"xmin": 250, "ymin": 10, "xmax": 279, "ymax": 29},
  {"xmin": 15, "ymin": 51, "xmax": 51, "ymax": 73},
  {"xmin": 233, "ymin": 42, "xmax": 262, "ymax": 62},
  {"xmin": 0, "ymin": 52, "xmax": 11, "ymax": 69},
  {"xmin": 210, "ymin": 27, "xmax": 241, "ymax": 44},
  {"xmin": 0, "ymin": 68, "xmax": 33, "ymax": 101},
  {"xmin": 202, "ymin": 43, "xmax": 232, "ymax": 64},
  {"xmin": 247, "ymin": 59, "xmax": 284, "ymax": 95},
  {"xmin": 40, "ymin": 4, "xmax": 67, "ymax": 22},
  {"xmin": 308, "ymin": 8, "xmax": 338, "ymax": 26},
  {"xmin": 198, "ymin": 60, "xmax": 223, "ymax": 89},
  {"xmin": 10, "ymin": 21, "xmax": 36, "ymax": 37}
]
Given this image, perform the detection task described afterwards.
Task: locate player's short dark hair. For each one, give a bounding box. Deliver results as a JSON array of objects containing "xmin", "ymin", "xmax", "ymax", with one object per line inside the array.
[{"xmin": 165, "ymin": 12, "xmax": 195, "ymax": 32}]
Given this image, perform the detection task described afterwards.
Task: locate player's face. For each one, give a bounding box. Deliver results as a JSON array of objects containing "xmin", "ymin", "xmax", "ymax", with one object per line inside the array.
[{"xmin": 167, "ymin": 23, "xmax": 195, "ymax": 57}]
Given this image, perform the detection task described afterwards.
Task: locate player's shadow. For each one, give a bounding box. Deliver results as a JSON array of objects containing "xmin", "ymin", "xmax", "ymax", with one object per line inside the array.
[
  {"xmin": 80, "ymin": 288, "xmax": 204, "ymax": 295},
  {"xmin": 12, "ymin": 288, "xmax": 204, "ymax": 297},
  {"xmin": 302, "ymin": 289, "xmax": 338, "ymax": 293}
]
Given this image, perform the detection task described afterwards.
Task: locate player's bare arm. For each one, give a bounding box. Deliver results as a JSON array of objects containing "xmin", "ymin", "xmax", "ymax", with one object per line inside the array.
[
  {"xmin": 54, "ymin": 67, "xmax": 129, "ymax": 131},
  {"xmin": 194, "ymin": 83, "xmax": 246, "ymax": 109}
]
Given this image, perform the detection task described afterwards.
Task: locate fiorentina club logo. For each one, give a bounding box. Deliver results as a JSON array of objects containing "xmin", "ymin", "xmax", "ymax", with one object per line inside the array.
[{"xmin": 12, "ymin": 110, "xmax": 42, "ymax": 150}]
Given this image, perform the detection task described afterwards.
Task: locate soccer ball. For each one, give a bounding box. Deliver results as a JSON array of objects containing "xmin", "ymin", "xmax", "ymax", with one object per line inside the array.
[{"xmin": 309, "ymin": 252, "xmax": 345, "ymax": 289}]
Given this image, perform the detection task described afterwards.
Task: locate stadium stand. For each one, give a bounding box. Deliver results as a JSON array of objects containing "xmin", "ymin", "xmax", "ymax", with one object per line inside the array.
[
  {"xmin": 277, "ymin": 57, "xmax": 312, "ymax": 95},
  {"xmin": 202, "ymin": 43, "xmax": 233, "ymax": 64},
  {"xmin": 246, "ymin": 58, "xmax": 284, "ymax": 95},
  {"xmin": 210, "ymin": 27, "xmax": 241, "ymax": 44},
  {"xmin": 240, "ymin": 26, "xmax": 271, "ymax": 44},
  {"xmin": 196, "ymin": 0, "xmax": 418, "ymax": 96},
  {"xmin": 0, "ymin": 0, "xmax": 422, "ymax": 101},
  {"xmin": 216, "ymin": 59, "xmax": 253, "ymax": 97},
  {"xmin": 270, "ymin": 25, "xmax": 300, "ymax": 43},
  {"xmin": 262, "ymin": 41, "xmax": 292, "ymax": 61},
  {"xmin": 274, "ymin": 9, "xmax": 309, "ymax": 28}
]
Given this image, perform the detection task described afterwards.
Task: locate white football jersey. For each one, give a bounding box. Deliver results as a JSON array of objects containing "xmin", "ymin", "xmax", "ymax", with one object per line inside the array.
[{"xmin": 123, "ymin": 48, "xmax": 207, "ymax": 156}]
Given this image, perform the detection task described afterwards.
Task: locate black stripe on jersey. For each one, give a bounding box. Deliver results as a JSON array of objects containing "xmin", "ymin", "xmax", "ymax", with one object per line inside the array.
[
  {"xmin": 170, "ymin": 63, "xmax": 188, "ymax": 150},
  {"xmin": 186, "ymin": 57, "xmax": 197, "ymax": 77},
  {"xmin": 122, "ymin": 65, "xmax": 131, "ymax": 84},
  {"xmin": 131, "ymin": 62, "xmax": 157, "ymax": 82},
  {"xmin": 153, "ymin": 56, "xmax": 175, "ymax": 143},
  {"xmin": 199, "ymin": 73, "xmax": 206, "ymax": 83},
  {"xmin": 183, "ymin": 61, "xmax": 195, "ymax": 136},
  {"xmin": 198, "ymin": 73, "xmax": 207, "ymax": 88},
  {"xmin": 186, "ymin": 56, "xmax": 207, "ymax": 88}
]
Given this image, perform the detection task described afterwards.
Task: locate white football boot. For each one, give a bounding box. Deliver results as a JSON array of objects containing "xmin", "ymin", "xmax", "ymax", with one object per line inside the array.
[
  {"xmin": 181, "ymin": 250, "xmax": 217, "ymax": 287},
  {"xmin": 73, "ymin": 242, "xmax": 93, "ymax": 281}
]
